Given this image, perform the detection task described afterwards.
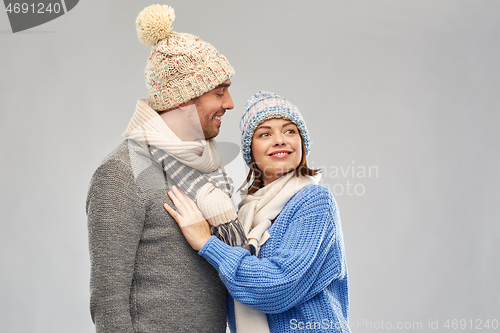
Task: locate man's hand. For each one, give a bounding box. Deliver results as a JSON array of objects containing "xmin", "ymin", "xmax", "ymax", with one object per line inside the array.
[{"xmin": 164, "ymin": 186, "xmax": 211, "ymax": 251}]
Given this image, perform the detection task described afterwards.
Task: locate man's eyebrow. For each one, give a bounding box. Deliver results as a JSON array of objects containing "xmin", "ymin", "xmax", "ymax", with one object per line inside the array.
[{"xmin": 215, "ymin": 82, "xmax": 231, "ymax": 89}]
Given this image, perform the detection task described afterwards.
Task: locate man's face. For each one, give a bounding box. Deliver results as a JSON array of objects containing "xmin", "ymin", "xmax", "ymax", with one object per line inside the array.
[{"xmin": 194, "ymin": 79, "xmax": 234, "ymax": 140}]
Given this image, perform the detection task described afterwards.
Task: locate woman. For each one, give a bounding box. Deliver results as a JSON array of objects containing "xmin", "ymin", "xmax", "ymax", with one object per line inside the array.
[{"xmin": 164, "ymin": 91, "xmax": 351, "ymax": 333}]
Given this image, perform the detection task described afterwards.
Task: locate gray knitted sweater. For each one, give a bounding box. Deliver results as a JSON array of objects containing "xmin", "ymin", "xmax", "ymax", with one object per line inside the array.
[{"xmin": 86, "ymin": 140, "xmax": 227, "ymax": 333}]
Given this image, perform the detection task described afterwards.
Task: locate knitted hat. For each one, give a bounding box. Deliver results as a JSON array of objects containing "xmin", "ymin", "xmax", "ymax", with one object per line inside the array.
[
  {"xmin": 240, "ymin": 91, "xmax": 311, "ymax": 167},
  {"xmin": 136, "ymin": 5, "xmax": 235, "ymax": 111}
]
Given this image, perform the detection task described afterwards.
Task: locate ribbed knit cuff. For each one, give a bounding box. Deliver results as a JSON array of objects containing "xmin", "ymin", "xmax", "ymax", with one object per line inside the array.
[{"xmin": 199, "ymin": 235, "xmax": 245, "ymax": 270}]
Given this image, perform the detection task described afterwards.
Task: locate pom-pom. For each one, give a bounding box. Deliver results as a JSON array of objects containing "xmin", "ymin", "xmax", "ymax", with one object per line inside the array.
[{"xmin": 136, "ymin": 4, "xmax": 175, "ymax": 46}]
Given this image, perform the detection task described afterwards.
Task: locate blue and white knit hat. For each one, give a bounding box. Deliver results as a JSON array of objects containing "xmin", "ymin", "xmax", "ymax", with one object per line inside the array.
[{"xmin": 240, "ymin": 91, "xmax": 311, "ymax": 167}]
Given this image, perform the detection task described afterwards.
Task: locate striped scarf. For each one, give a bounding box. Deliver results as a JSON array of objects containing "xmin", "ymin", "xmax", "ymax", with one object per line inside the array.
[
  {"xmin": 149, "ymin": 145, "xmax": 247, "ymax": 246},
  {"xmin": 123, "ymin": 99, "xmax": 247, "ymax": 246}
]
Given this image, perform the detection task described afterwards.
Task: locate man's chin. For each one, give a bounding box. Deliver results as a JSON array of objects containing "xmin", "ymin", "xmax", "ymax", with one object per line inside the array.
[{"xmin": 204, "ymin": 130, "xmax": 220, "ymax": 140}]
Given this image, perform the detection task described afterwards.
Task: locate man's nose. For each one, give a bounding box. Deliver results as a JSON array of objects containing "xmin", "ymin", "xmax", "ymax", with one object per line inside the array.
[{"xmin": 222, "ymin": 91, "xmax": 234, "ymax": 110}]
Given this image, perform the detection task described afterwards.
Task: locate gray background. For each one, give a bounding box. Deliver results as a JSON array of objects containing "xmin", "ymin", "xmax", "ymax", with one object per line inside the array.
[{"xmin": 1, "ymin": 0, "xmax": 498, "ymax": 332}]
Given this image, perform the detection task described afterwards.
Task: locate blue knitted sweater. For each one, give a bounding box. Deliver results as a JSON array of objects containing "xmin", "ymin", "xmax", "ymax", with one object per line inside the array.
[{"xmin": 199, "ymin": 184, "xmax": 350, "ymax": 333}]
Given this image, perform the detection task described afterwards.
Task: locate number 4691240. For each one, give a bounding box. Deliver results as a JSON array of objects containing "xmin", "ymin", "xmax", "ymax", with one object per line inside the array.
[
  {"xmin": 444, "ymin": 319, "xmax": 499, "ymax": 330},
  {"xmin": 5, "ymin": 3, "xmax": 62, "ymax": 14}
]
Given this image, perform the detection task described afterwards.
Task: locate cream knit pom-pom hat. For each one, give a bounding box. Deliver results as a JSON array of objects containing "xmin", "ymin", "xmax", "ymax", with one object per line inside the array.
[{"xmin": 136, "ymin": 5, "xmax": 235, "ymax": 111}]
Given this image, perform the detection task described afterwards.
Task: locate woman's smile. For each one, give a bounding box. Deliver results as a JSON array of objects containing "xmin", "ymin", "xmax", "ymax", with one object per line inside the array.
[
  {"xmin": 268, "ymin": 150, "xmax": 294, "ymax": 158},
  {"xmin": 251, "ymin": 118, "xmax": 302, "ymax": 185}
]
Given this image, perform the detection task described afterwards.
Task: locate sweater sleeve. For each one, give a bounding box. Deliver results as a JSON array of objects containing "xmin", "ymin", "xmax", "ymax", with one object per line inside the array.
[
  {"xmin": 86, "ymin": 159, "xmax": 146, "ymax": 333},
  {"xmin": 199, "ymin": 186, "xmax": 347, "ymax": 314}
]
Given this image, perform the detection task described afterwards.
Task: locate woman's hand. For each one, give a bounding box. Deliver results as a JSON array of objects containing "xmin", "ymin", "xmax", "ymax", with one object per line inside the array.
[{"xmin": 164, "ymin": 186, "xmax": 211, "ymax": 251}]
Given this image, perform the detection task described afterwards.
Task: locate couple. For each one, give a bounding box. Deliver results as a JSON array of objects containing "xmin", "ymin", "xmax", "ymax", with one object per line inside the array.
[{"xmin": 86, "ymin": 4, "xmax": 350, "ymax": 333}]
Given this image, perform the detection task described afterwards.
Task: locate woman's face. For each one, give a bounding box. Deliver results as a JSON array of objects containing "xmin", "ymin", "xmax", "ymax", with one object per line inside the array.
[{"xmin": 251, "ymin": 118, "xmax": 302, "ymax": 186}]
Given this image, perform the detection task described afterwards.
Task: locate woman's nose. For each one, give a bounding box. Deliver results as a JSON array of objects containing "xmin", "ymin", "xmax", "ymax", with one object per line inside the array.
[{"xmin": 273, "ymin": 133, "xmax": 286, "ymax": 146}]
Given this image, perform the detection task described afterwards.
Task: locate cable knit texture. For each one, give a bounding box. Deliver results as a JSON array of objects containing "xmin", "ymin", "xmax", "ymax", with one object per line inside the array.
[
  {"xmin": 87, "ymin": 140, "xmax": 227, "ymax": 332},
  {"xmin": 199, "ymin": 185, "xmax": 351, "ymax": 333},
  {"xmin": 136, "ymin": 5, "xmax": 235, "ymax": 111}
]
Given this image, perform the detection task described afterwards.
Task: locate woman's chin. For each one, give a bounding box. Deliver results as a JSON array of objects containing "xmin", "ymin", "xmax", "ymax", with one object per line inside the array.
[{"xmin": 262, "ymin": 167, "xmax": 297, "ymax": 180}]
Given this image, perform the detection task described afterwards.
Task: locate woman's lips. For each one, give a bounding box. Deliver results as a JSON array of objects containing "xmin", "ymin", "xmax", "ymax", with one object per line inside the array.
[{"xmin": 268, "ymin": 151, "xmax": 292, "ymax": 158}]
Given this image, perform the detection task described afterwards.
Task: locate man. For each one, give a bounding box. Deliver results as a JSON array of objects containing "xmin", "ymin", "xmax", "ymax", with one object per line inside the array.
[{"xmin": 86, "ymin": 5, "xmax": 242, "ymax": 332}]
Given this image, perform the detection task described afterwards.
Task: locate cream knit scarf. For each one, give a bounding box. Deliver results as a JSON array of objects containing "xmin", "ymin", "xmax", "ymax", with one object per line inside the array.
[
  {"xmin": 124, "ymin": 99, "xmax": 220, "ymax": 173},
  {"xmin": 123, "ymin": 99, "xmax": 247, "ymax": 246},
  {"xmin": 234, "ymin": 172, "xmax": 319, "ymax": 333}
]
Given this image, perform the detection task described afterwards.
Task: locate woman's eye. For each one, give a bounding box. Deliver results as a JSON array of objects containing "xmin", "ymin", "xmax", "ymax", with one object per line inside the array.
[
  {"xmin": 259, "ymin": 133, "xmax": 269, "ymax": 137},
  {"xmin": 285, "ymin": 129, "xmax": 296, "ymax": 134}
]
